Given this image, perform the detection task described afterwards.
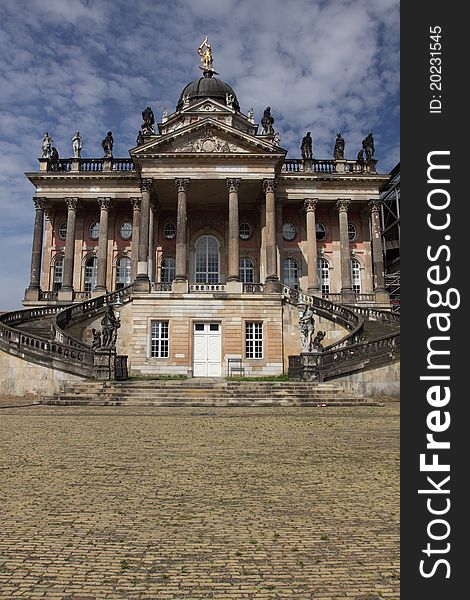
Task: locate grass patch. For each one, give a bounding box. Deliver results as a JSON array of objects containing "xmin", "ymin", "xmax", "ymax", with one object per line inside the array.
[
  {"xmin": 226, "ymin": 374, "xmax": 289, "ymax": 382},
  {"xmin": 128, "ymin": 374, "xmax": 187, "ymax": 381}
]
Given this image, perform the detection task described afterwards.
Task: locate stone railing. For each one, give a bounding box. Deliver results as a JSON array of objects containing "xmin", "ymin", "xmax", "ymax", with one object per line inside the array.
[
  {"xmin": 289, "ymin": 331, "xmax": 400, "ymax": 382},
  {"xmin": 283, "ymin": 285, "xmax": 400, "ymax": 381},
  {"xmin": 43, "ymin": 158, "xmax": 135, "ymax": 173},
  {"xmin": 0, "ymin": 305, "xmax": 94, "ymax": 377},
  {"xmin": 189, "ymin": 284, "xmax": 226, "ymax": 292},
  {"xmin": 80, "ymin": 159, "xmax": 104, "ymax": 172},
  {"xmin": 151, "ymin": 282, "xmax": 172, "ymax": 292},
  {"xmin": 0, "ymin": 286, "xmax": 134, "ymax": 379},
  {"xmin": 243, "ymin": 283, "xmax": 265, "ymax": 294},
  {"xmin": 281, "ymin": 158, "xmax": 378, "ymax": 175},
  {"xmin": 39, "ymin": 290, "xmax": 59, "ymax": 301}
]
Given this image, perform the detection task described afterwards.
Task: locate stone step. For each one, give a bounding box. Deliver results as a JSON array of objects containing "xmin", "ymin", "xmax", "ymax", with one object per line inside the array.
[{"xmin": 44, "ymin": 398, "xmax": 377, "ymax": 407}]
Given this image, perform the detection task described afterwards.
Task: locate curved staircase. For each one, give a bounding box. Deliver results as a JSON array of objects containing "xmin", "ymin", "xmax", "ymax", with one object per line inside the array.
[{"xmin": 1, "ymin": 285, "xmax": 399, "ymax": 403}]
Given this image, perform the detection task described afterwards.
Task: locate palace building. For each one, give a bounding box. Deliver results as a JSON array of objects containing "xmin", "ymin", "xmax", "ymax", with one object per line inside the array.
[{"xmin": 17, "ymin": 42, "xmax": 396, "ymax": 381}]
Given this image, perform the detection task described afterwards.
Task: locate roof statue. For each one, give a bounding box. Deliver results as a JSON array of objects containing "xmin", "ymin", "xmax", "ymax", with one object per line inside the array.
[{"xmin": 198, "ymin": 36, "xmax": 214, "ymax": 72}]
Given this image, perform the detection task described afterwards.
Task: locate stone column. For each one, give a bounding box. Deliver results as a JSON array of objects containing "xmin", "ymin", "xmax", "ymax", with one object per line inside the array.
[
  {"xmin": 94, "ymin": 197, "xmax": 111, "ymax": 294},
  {"xmin": 304, "ymin": 198, "xmax": 319, "ymax": 295},
  {"xmin": 226, "ymin": 178, "xmax": 241, "ymax": 288},
  {"xmin": 25, "ymin": 197, "xmax": 47, "ymax": 300},
  {"xmin": 336, "ymin": 199, "xmax": 354, "ymax": 301},
  {"xmin": 174, "ymin": 178, "xmax": 190, "ymax": 292},
  {"xmin": 59, "ymin": 197, "xmax": 79, "ymax": 300},
  {"xmin": 263, "ymin": 178, "xmax": 281, "ymax": 293},
  {"xmin": 148, "ymin": 200, "xmax": 159, "ymax": 283},
  {"xmin": 276, "ymin": 198, "xmax": 284, "ymax": 284},
  {"xmin": 130, "ymin": 197, "xmax": 141, "ymax": 282},
  {"xmin": 135, "ymin": 178, "xmax": 152, "ymax": 292},
  {"xmin": 369, "ymin": 199, "xmax": 389, "ymax": 302}
]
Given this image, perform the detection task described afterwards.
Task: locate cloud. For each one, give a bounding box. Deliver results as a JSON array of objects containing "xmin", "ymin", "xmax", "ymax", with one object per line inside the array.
[{"xmin": 0, "ymin": 0, "xmax": 399, "ymax": 310}]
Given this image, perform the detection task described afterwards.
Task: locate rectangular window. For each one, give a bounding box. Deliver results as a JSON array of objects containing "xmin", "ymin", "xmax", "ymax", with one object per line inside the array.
[
  {"xmin": 245, "ymin": 322, "xmax": 263, "ymax": 359},
  {"xmin": 151, "ymin": 321, "xmax": 169, "ymax": 358}
]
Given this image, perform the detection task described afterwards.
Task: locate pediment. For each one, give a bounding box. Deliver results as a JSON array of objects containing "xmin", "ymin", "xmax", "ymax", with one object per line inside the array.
[{"xmin": 132, "ymin": 119, "xmax": 283, "ymax": 157}]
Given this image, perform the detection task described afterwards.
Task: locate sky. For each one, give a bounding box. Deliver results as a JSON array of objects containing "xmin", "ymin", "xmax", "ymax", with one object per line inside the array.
[{"xmin": 0, "ymin": 0, "xmax": 399, "ymax": 310}]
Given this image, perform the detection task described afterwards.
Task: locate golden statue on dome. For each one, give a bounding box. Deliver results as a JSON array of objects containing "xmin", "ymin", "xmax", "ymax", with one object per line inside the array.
[{"xmin": 198, "ymin": 36, "xmax": 213, "ymax": 71}]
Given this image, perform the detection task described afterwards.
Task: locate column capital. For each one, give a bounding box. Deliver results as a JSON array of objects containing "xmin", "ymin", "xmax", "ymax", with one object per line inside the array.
[
  {"xmin": 226, "ymin": 178, "xmax": 241, "ymax": 193},
  {"xmin": 368, "ymin": 199, "xmax": 382, "ymax": 213},
  {"xmin": 33, "ymin": 197, "xmax": 47, "ymax": 211},
  {"xmin": 262, "ymin": 178, "xmax": 277, "ymax": 194},
  {"xmin": 140, "ymin": 178, "xmax": 153, "ymax": 193},
  {"xmin": 175, "ymin": 178, "xmax": 190, "ymax": 193},
  {"xmin": 97, "ymin": 196, "xmax": 111, "ymax": 210},
  {"xmin": 336, "ymin": 198, "xmax": 351, "ymax": 213},
  {"xmin": 44, "ymin": 204, "xmax": 55, "ymax": 222},
  {"xmin": 131, "ymin": 197, "xmax": 142, "ymax": 210},
  {"xmin": 303, "ymin": 198, "xmax": 318, "ymax": 213},
  {"xmin": 65, "ymin": 197, "xmax": 79, "ymax": 210}
]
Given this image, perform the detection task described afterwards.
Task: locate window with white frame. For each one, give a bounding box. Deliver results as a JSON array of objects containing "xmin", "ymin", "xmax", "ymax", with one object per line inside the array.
[
  {"xmin": 53, "ymin": 255, "xmax": 64, "ymax": 291},
  {"xmin": 195, "ymin": 235, "xmax": 219, "ymax": 283},
  {"xmin": 317, "ymin": 257, "xmax": 330, "ymax": 294},
  {"xmin": 351, "ymin": 258, "xmax": 361, "ymax": 293},
  {"xmin": 150, "ymin": 321, "xmax": 169, "ymax": 358},
  {"xmin": 89, "ymin": 221, "xmax": 100, "ymax": 240},
  {"xmin": 239, "ymin": 223, "xmax": 251, "ymax": 240},
  {"xmin": 284, "ymin": 257, "xmax": 299, "ymax": 289},
  {"xmin": 239, "ymin": 257, "xmax": 254, "ymax": 283},
  {"xmin": 246, "ymin": 322, "xmax": 263, "ymax": 359},
  {"xmin": 116, "ymin": 257, "xmax": 131, "ymax": 289},
  {"xmin": 58, "ymin": 221, "xmax": 67, "ymax": 240},
  {"xmin": 161, "ymin": 257, "xmax": 176, "ymax": 283},
  {"xmin": 84, "ymin": 256, "xmax": 98, "ymax": 292},
  {"xmin": 120, "ymin": 222, "xmax": 132, "ymax": 240}
]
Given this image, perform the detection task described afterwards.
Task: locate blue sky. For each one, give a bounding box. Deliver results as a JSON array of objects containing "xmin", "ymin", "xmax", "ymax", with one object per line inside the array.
[{"xmin": 0, "ymin": 0, "xmax": 399, "ymax": 310}]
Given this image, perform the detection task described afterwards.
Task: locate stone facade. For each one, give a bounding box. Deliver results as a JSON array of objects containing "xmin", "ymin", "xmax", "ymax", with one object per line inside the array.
[{"xmin": 22, "ymin": 66, "xmax": 390, "ymax": 378}]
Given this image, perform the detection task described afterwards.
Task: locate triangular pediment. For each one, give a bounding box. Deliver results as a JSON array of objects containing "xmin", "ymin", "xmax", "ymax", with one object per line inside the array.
[{"xmin": 132, "ymin": 118, "xmax": 284, "ymax": 157}]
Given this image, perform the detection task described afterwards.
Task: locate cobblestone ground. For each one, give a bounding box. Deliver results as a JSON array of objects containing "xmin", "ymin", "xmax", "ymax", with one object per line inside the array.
[{"xmin": 0, "ymin": 403, "xmax": 399, "ymax": 600}]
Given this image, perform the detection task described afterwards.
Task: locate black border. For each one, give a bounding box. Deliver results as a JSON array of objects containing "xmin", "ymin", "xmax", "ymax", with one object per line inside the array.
[{"xmin": 401, "ymin": 3, "xmax": 466, "ymax": 597}]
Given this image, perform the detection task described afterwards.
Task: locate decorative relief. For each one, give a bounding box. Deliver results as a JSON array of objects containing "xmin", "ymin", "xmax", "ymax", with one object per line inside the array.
[
  {"xmin": 336, "ymin": 199, "xmax": 351, "ymax": 212},
  {"xmin": 174, "ymin": 128, "xmax": 246, "ymax": 153},
  {"xmin": 175, "ymin": 178, "xmax": 191, "ymax": 193},
  {"xmin": 226, "ymin": 178, "xmax": 241, "ymax": 193},
  {"xmin": 303, "ymin": 198, "xmax": 318, "ymax": 213}
]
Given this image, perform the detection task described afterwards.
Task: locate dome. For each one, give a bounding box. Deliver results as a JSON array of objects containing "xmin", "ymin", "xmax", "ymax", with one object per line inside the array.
[{"xmin": 176, "ymin": 73, "xmax": 240, "ymax": 111}]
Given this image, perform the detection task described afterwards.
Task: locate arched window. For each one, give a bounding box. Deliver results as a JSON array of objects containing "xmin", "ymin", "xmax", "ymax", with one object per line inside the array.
[
  {"xmin": 284, "ymin": 257, "xmax": 299, "ymax": 290},
  {"xmin": 195, "ymin": 235, "xmax": 219, "ymax": 283},
  {"xmin": 53, "ymin": 255, "xmax": 64, "ymax": 291},
  {"xmin": 239, "ymin": 257, "xmax": 254, "ymax": 283},
  {"xmin": 84, "ymin": 256, "xmax": 98, "ymax": 292},
  {"xmin": 116, "ymin": 257, "xmax": 131, "ymax": 290},
  {"xmin": 351, "ymin": 258, "xmax": 361, "ymax": 293},
  {"xmin": 161, "ymin": 257, "xmax": 176, "ymax": 283},
  {"xmin": 317, "ymin": 257, "xmax": 330, "ymax": 295}
]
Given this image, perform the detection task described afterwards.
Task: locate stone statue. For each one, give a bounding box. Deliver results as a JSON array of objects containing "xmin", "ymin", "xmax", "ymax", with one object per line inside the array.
[
  {"xmin": 136, "ymin": 130, "xmax": 144, "ymax": 146},
  {"xmin": 101, "ymin": 131, "xmax": 114, "ymax": 158},
  {"xmin": 42, "ymin": 132, "xmax": 53, "ymax": 158},
  {"xmin": 141, "ymin": 106, "xmax": 155, "ymax": 134},
  {"xmin": 91, "ymin": 328, "xmax": 102, "ymax": 350},
  {"xmin": 362, "ymin": 132, "xmax": 375, "ymax": 161},
  {"xmin": 273, "ymin": 131, "xmax": 281, "ymax": 146},
  {"xmin": 100, "ymin": 304, "xmax": 120, "ymax": 348},
  {"xmin": 226, "ymin": 93, "xmax": 234, "ymax": 109},
  {"xmin": 198, "ymin": 36, "xmax": 213, "ymax": 71},
  {"xmin": 162, "ymin": 108, "xmax": 168, "ymax": 123},
  {"xmin": 261, "ymin": 106, "xmax": 274, "ymax": 135},
  {"xmin": 312, "ymin": 330, "xmax": 326, "ymax": 351},
  {"xmin": 299, "ymin": 304, "xmax": 315, "ymax": 353},
  {"xmin": 247, "ymin": 108, "xmax": 254, "ymax": 123},
  {"xmin": 356, "ymin": 149, "xmax": 365, "ymax": 164},
  {"xmin": 72, "ymin": 131, "xmax": 83, "ymax": 159},
  {"xmin": 333, "ymin": 133, "xmax": 345, "ymax": 160},
  {"xmin": 301, "ymin": 132, "xmax": 313, "ymax": 159}
]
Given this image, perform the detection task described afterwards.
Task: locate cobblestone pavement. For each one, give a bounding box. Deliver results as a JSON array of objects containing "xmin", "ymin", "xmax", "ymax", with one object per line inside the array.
[{"xmin": 0, "ymin": 404, "xmax": 399, "ymax": 600}]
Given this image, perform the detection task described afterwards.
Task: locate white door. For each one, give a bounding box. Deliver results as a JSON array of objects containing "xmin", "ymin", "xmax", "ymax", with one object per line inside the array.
[{"xmin": 193, "ymin": 323, "xmax": 221, "ymax": 377}]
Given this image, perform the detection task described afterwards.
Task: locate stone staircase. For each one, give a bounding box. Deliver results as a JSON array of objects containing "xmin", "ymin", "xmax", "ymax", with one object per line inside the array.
[{"xmin": 42, "ymin": 379, "xmax": 379, "ymax": 407}]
